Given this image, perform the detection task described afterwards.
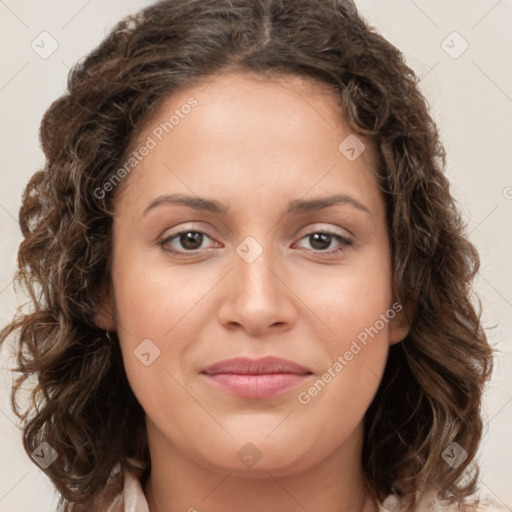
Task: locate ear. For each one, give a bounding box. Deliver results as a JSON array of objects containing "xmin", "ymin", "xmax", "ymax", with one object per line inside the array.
[
  {"xmin": 388, "ymin": 302, "xmax": 409, "ymax": 345},
  {"xmin": 93, "ymin": 282, "xmax": 117, "ymax": 331}
]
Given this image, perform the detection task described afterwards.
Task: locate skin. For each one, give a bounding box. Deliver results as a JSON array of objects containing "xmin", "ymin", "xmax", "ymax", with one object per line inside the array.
[{"xmin": 97, "ymin": 71, "xmax": 409, "ymax": 512}]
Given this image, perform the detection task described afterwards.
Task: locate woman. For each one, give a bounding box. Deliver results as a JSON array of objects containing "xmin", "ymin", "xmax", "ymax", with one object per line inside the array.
[{"xmin": 0, "ymin": 0, "xmax": 495, "ymax": 511}]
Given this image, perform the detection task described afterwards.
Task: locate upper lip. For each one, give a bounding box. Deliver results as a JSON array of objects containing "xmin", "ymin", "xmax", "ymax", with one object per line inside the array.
[{"xmin": 201, "ymin": 356, "xmax": 312, "ymax": 375}]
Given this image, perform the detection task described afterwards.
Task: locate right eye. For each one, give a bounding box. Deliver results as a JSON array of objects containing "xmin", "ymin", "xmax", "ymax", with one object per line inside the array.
[{"xmin": 159, "ymin": 230, "xmax": 221, "ymax": 255}]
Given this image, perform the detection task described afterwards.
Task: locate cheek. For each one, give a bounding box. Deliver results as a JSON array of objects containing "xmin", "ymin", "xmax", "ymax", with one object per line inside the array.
[
  {"xmin": 292, "ymin": 338, "xmax": 387, "ymax": 468},
  {"xmin": 110, "ymin": 261, "xmax": 195, "ymax": 433},
  {"xmin": 292, "ymin": 240, "xmax": 393, "ymax": 413},
  {"xmin": 294, "ymin": 270, "xmax": 392, "ymax": 446},
  {"xmin": 111, "ymin": 244, "xmax": 215, "ymax": 344},
  {"xmin": 299, "ymin": 245, "xmax": 393, "ymax": 346},
  {"xmin": 305, "ymin": 273, "xmax": 392, "ymax": 337},
  {"xmin": 109, "ymin": 246, "xmax": 226, "ymax": 410}
]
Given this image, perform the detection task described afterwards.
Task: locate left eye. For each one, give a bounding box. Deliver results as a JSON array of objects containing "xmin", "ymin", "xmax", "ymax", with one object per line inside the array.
[{"xmin": 294, "ymin": 231, "xmax": 352, "ymax": 254}]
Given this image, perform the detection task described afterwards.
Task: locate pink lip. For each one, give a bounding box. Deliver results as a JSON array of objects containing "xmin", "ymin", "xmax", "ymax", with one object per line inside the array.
[{"xmin": 201, "ymin": 357, "xmax": 313, "ymax": 398}]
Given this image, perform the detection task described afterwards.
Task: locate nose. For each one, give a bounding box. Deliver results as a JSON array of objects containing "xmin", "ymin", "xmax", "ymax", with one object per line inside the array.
[{"xmin": 217, "ymin": 240, "xmax": 298, "ymax": 336}]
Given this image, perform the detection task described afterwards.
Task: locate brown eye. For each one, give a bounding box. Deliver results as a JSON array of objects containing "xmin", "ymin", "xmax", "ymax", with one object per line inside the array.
[
  {"xmin": 160, "ymin": 230, "xmax": 214, "ymax": 253},
  {"xmin": 309, "ymin": 233, "xmax": 333, "ymax": 250},
  {"xmin": 295, "ymin": 230, "xmax": 353, "ymax": 255},
  {"xmin": 178, "ymin": 231, "xmax": 204, "ymax": 250}
]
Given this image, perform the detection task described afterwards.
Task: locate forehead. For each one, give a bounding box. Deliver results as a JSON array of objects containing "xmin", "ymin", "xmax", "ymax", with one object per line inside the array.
[
  {"xmin": 152, "ymin": 71, "xmax": 346, "ymax": 140},
  {"xmin": 115, "ymin": 71, "xmax": 382, "ymax": 217},
  {"xmin": 132, "ymin": 70, "xmax": 369, "ymax": 156}
]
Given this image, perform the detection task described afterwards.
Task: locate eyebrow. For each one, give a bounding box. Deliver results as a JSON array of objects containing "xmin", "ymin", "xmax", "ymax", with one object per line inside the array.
[{"xmin": 143, "ymin": 193, "xmax": 371, "ymax": 217}]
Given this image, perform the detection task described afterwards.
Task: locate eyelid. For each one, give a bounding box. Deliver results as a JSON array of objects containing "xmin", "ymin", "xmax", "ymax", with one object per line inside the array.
[
  {"xmin": 159, "ymin": 222, "xmax": 215, "ymax": 241},
  {"xmin": 295, "ymin": 223, "xmax": 352, "ymax": 240}
]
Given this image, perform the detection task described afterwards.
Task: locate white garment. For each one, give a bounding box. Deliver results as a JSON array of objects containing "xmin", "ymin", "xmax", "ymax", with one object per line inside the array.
[{"xmin": 104, "ymin": 467, "xmax": 149, "ymax": 512}]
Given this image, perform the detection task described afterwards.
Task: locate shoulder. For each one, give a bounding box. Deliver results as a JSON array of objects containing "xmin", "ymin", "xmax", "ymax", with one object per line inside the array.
[
  {"xmin": 380, "ymin": 494, "xmax": 511, "ymax": 512},
  {"xmin": 90, "ymin": 461, "xmax": 149, "ymax": 512},
  {"xmin": 470, "ymin": 497, "xmax": 512, "ymax": 512}
]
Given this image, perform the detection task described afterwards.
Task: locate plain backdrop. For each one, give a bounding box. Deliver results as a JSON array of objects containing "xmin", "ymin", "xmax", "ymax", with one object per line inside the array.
[{"xmin": 1, "ymin": 1, "xmax": 511, "ymax": 510}]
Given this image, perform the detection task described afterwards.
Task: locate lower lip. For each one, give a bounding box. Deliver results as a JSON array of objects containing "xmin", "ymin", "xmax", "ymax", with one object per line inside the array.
[{"xmin": 203, "ymin": 373, "xmax": 311, "ymax": 398}]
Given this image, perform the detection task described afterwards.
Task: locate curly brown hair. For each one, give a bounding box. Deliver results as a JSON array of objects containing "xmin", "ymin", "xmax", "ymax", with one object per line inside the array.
[{"xmin": 0, "ymin": 0, "xmax": 494, "ymax": 510}]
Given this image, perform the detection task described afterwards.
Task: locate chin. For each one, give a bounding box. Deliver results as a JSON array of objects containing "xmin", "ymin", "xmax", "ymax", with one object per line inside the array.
[{"xmin": 186, "ymin": 432, "xmax": 330, "ymax": 478}]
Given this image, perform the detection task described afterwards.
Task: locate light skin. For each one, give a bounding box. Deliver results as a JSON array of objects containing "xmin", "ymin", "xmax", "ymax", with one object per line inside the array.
[{"xmin": 97, "ymin": 71, "xmax": 409, "ymax": 512}]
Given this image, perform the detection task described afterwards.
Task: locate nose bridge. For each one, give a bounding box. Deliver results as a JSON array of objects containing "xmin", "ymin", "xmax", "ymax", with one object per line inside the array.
[
  {"xmin": 217, "ymin": 233, "xmax": 296, "ymax": 333},
  {"xmin": 234, "ymin": 233, "xmax": 280, "ymax": 305}
]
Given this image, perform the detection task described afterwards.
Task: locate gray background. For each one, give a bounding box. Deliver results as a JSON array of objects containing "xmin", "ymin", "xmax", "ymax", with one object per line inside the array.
[{"xmin": 1, "ymin": 1, "xmax": 511, "ymax": 510}]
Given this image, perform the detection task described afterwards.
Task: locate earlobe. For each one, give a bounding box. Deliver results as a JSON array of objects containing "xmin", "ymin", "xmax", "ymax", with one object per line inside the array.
[
  {"xmin": 388, "ymin": 305, "xmax": 410, "ymax": 345},
  {"xmin": 93, "ymin": 284, "xmax": 117, "ymax": 331}
]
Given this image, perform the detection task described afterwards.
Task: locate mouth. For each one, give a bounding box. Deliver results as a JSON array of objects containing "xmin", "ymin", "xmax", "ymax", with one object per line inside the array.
[{"xmin": 200, "ymin": 356, "xmax": 313, "ymax": 399}]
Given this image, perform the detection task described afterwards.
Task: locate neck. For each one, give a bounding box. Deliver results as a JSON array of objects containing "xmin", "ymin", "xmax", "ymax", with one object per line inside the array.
[{"xmin": 143, "ymin": 421, "xmax": 379, "ymax": 512}]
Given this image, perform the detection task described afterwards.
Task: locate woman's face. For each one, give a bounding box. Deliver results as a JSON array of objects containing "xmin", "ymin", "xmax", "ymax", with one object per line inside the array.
[{"xmin": 102, "ymin": 71, "xmax": 408, "ymax": 475}]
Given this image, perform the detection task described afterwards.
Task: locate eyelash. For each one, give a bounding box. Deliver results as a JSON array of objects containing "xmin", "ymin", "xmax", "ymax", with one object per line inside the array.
[{"xmin": 159, "ymin": 229, "xmax": 353, "ymax": 257}]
